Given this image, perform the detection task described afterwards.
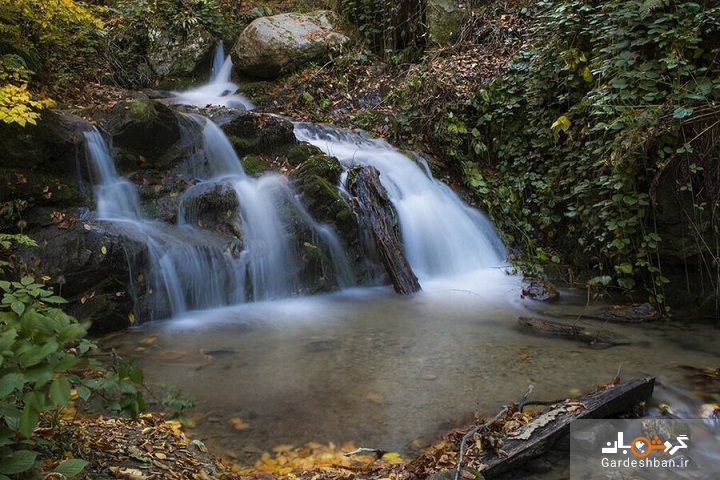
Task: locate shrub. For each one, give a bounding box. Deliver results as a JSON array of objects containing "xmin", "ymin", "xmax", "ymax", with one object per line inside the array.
[{"xmin": 0, "ymin": 235, "xmax": 144, "ymax": 478}]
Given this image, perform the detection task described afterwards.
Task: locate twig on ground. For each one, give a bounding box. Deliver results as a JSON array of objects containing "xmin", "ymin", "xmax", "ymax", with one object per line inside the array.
[{"xmin": 454, "ymin": 385, "xmax": 534, "ymax": 480}]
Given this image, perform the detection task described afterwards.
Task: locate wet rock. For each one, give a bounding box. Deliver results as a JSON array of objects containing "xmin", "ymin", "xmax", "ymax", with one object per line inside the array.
[
  {"xmin": 219, "ymin": 111, "xmax": 297, "ymax": 158},
  {"xmin": 107, "ymin": 100, "xmax": 183, "ymax": 164},
  {"xmin": 518, "ymin": 316, "xmax": 631, "ymax": 347},
  {"xmin": 231, "ymin": 11, "xmax": 350, "ymax": 79},
  {"xmin": 0, "ymin": 111, "xmax": 90, "ymax": 232},
  {"xmin": 291, "ymin": 146, "xmax": 358, "ymax": 247},
  {"xmin": 180, "ymin": 181, "xmax": 242, "ymax": 239},
  {"xmin": 521, "ymin": 278, "xmax": 560, "ymax": 302},
  {"xmin": 0, "ymin": 110, "xmax": 85, "ymax": 173},
  {"xmin": 19, "ymin": 222, "xmax": 147, "ymax": 333}
]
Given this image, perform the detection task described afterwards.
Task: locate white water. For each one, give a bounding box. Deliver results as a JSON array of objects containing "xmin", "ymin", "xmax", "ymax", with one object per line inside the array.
[
  {"xmin": 181, "ymin": 117, "xmax": 354, "ymax": 300},
  {"xmin": 293, "ymin": 123, "xmax": 507, "ymax": 281},
  {"xmin": 171, "ymin": 42, "xmax": 254, "ymax": 109},
  {"xmin": 83, "ymin": 118, "xmax": 352, "ymax": 318},
  {"xmin": 84, "ymin": 130, "xmax": 142, "ymax": 220}
]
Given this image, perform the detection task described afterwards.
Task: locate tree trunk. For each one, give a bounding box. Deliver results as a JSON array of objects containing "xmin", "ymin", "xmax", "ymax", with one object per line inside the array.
[{"xmin": 351, "ymin": 166, "xmax": 421, "ymax": 294}]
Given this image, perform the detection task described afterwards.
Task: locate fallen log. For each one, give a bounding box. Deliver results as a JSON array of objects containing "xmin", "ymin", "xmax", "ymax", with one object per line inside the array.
[
  {"xmin": 351, "ymin": 166, "xmax": 421, "ymax": 294},
  {"xmin": 587, "ymin": 302, "xmax": 661, "ymax": 323},
  {"xmin": 472, "ymin": 377, "xmax": 656, "ymax": 479},
  {"xmin": 518, "ymin": 316, "xmax": 631, "ymax": 347}
]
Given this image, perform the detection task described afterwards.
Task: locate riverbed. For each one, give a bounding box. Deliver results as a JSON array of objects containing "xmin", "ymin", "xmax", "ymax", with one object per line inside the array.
[{"xmin": 99, "ymin": 269, "xmax": 720, "ymax": 468}]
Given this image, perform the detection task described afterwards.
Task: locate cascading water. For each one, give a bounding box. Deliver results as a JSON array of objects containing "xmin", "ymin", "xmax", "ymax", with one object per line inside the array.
[
  {"xmin": 171, "ymin": 42, "xmax": 254, "ymax": 109},
  {"xmin": 82, "ymin": 126, "xmax": 248, "ymax": 319},
  {"xmin": 293, "ymin": 123, "xmax": 507, "ymax": 281},
  {"xmin": 83, "ymin": 129, "xmax": 142, "ymax": 220},
  {"xmin": 180, "ymin": 117, "xmax": 353, "ymax": 300},
  {"xmin": 82, "ymin": 117, "xmax": 352, "ymax": 320}
]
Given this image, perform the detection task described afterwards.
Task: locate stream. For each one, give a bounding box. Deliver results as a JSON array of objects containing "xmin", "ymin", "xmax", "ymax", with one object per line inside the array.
[
  {"xmin": 95, "ymin": 45, "xmax": 720, "ymax": 475},
  {"xmin": 100, "ymin": 278, "xmax": 720, "ymax": 466}
]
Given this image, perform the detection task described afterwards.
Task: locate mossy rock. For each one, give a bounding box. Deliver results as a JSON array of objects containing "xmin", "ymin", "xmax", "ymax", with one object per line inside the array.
[
  {"xmin": 108, "ymin": 100, "xmax": 183, "ymax": 160},
  {"xmin": 290, "ymin": 151, "xmax": 359, "ymax": 250},
  {"xmin": 241, "ymin": 155, "xmax": 272, "ymax": 175},
  {"xmin": 220, "ymin": 111, "xmax": 297, "ymax": 157}
]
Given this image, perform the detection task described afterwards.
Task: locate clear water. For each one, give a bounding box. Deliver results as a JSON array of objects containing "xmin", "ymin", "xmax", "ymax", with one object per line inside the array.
[{"xmin": 100, "ymin": 276, "xmax": 720, "ymax": 466}]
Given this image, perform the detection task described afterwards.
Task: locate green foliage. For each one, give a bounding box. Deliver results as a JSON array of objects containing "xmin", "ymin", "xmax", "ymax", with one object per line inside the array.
[
  {"xmin": 0, "ymin": 235, "xmax": 145, "ymax": 477},
  {"xmin": 99, "ymin": 0, "xmax": 227, "ymax": 88},
  {"xmin": 157, "ymin": 385, "xmax": 195, "ymax": 425},
  {"xmin": 0, "ymin": 0, "xmax": 103, "ymax": 107},
  {"xmin": 461, "ymin": 0, "xmax": 720, "ymax": 306},
  {"xmin": 339, "ymin": 0, "xmax": 426, "ymax": 56}
]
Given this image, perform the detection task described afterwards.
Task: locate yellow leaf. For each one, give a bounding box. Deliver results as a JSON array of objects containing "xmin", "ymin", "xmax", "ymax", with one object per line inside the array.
[
  {"xmin": 83, "ymin": 223, "xmax": 92, "ymax": 231},
  {"xmin": 140, "ymin": 337, "xmax": 156, "ymax": 345},
  {"xmin": 101, "ymin": 245, "xmax": 107, "ymax": 255},
  {"xmin": 128, "ymin": 313, "xmax": 135, "ymax": 324},
  {"xmin": 366, "ymin": 392, "xmax": 384, "ymax": 404},
  {"xmin": 551, "ymin": 115, "xmax": 571, "ymax": 134},
  {"xmin": 272, "ymin": 444, "xmax": 295, "ymax": 453},
  {"xmin": 230, "ymin": 417, "xmax": 250, "ymax": 430},
  {"xmin": 582, "ymin": 66, "xmax": 594, "ymax": 82},
  {"xmin": 381, "ymin": 452, "xmax": 404, "ymax": 463}
]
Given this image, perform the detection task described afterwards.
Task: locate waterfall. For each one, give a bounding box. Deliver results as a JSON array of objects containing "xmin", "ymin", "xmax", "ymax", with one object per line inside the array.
[
  {"xmin": 181, "ymin": 117, "xmax": 354, "ymax": 300},
  {"xmin": 171, "ymin": 43, "xmax": 254, "ymax": 109},
  {"xmin": 83, "ymin": 130, "xmax": 142, "ymax": 220},
  {"xmin": 210, "ymin": 40, "xmax": 226, "ymax": 83},
  {"xmin": 293, "ymin": 123, "xmax": 507, "ymax": 281},
  {"xmin": 82, "ymin": 120, "xmax": 352, "ymax": 321}
]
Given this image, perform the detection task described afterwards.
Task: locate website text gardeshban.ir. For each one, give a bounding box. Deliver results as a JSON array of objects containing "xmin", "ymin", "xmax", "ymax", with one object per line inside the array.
[{"xmin": 601, "ymin": 457, "xmax": 690, "ymax": 469}]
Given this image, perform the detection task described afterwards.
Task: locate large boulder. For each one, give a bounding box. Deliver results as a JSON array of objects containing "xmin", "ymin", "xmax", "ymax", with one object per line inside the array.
[
  {"xmin": 231, "ymin": 11, "xmax": 350, "ymax": 79},
  {"xmin": 427, "ymin": 0, "xmax": 470, "ymax": 46}
]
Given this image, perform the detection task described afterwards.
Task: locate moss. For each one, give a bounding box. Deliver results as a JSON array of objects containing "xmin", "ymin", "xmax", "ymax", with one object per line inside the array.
[
  {"xmin": 227, "ymin": 135, "xmax": 257, "ymax": 155},
  {"xmin": 287, "ymin": 143, "xmax": 325, "ymax": 167},
  {"xmin": 127, "ymin": 100, "xmax": 160, "ymax": 123},
  {"xmin": 296, "ymin": 153, "xmax": 343, "ymax": 183},
  {"xmin": 241, "ymin": 155, "xmax": 270, "ymax": 175}
]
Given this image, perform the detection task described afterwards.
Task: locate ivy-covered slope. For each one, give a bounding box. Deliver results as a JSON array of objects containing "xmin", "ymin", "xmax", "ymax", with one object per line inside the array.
[{"xmin": 455, "ymin": 0, "xmax": 719, "ymax": 313}]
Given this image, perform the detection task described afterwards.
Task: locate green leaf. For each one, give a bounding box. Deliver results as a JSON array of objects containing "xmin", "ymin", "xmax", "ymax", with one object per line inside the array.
[
  {"xmin": 76, "ymin": 385, "xmax": 91, "ymax": 401},
  {"xmin": 49, "ymin": 376, "xmax": 71, "ymax": 406},
  {"xmin": 10, "ymin": 301, "xmax": 24, "ymax": 316},
  {"xmin": 53, "ymin": 458, "xmax": 88, "ymax": 477},
  {"xmin": 672, "ymin": 106, "xmax": 693, "ymax": 119},
  {"xmin": 19, "ymin": 276, "xmax": 34, "ymax": 287},
  {"xmin": 0, "ymin": 450, "xmax": 37, "ymax": 475},
  {"xmin": 0, "ymin": 373, "xmax": 25, "ymax": 397}
]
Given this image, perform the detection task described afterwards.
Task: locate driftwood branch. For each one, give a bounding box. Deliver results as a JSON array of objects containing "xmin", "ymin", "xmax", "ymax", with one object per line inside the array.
[
  {"xmin": 454, "ymin": 385, "xmax": 534, "ymax": 480},
  {"xmin": 469, "ymin": 377, "xmax": 656, "ymax": 479}
]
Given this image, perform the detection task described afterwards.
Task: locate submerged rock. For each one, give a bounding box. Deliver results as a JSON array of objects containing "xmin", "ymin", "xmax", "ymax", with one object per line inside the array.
[
  {"xmin": 231, "ymin": 11, "xmax": 350, "ymax": 79},
  {"xmin": 521, "ymin": 278, "xmax": 560, "ymax": 302}
]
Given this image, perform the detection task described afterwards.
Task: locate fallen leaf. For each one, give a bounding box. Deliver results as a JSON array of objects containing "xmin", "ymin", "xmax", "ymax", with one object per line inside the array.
[{"xmin": 229, "ymin": 417, "xmax": 250, "ymax": 430}]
